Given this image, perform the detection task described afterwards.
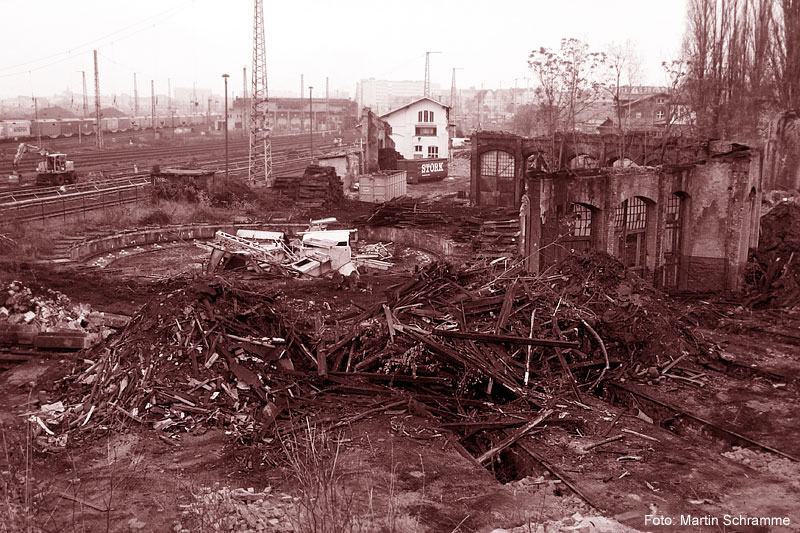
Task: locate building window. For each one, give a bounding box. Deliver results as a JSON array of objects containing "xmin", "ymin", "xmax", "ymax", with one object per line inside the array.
[
  {"xmin": 427, "ymin": 146, "xmax": 439, "ymax": 158},
  {"xmin": 418, "ymin": 111, "xmax": 423, "ymax": 122},
  {"xmin": 635, "ymin": 112, "xmax": 642, "ymax": 118},
  {"xmin": 656, "ymin": 97, "xmax": 666, "ymax": 104},
  {"xmin": 414, "ymin": 145, "xmax": 423, "ymax": 153},
  {"xmin": 571, "ymin": 204, "xmax": 592, "ymax": 238},
  {"xmin": 415, "ymin": 126, "xmax": 437, "ymax": 136},
  {"xmin": 656, "ymin": 110, "xmax": 665, "ymax": 120},
  {"xmin": 429, "ymin": 111, "xmax": 434, "ymax": 122},
  {"xmin": 418, "ymin": 110, "xmax": 434, "ymax": 123}
]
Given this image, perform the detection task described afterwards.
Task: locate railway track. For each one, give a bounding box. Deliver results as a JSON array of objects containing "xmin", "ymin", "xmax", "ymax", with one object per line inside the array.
[
  {"xmin": 0, "ymin": 155, "xmax": 316, "ymax": 225},
  {"xmin": 0, "ymin": 131, "xmax": 356, "ymax": 181}
]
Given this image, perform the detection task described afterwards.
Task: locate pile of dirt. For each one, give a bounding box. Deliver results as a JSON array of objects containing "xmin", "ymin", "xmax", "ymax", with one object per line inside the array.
[{"xmin": 745, "ymin": 201, "xmax": 800, "ymax": 307}]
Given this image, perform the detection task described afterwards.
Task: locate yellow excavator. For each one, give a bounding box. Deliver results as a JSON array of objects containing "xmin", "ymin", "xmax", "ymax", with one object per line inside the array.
[{"xmin": 11, "ymin": 143, "xmax": 77, "ymax": 185}]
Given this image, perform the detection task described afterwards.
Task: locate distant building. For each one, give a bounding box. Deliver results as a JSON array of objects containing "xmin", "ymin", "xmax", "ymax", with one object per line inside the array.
[
  {"xmin": 228, "ymin": 97, "xmax": 357, "ymax": 133},
  {"xmin": 380, "ymin": 97, "xmax": 449, "ymax": 160},
  {"xmin": 356, "ymin": 78, "xmax": 442, "ymax": 116}
]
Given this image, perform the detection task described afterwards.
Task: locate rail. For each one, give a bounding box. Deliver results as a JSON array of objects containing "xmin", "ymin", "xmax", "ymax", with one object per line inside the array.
[{"xmin": 0, "ymin": 153, "xmax": 339, "ymax": 225}]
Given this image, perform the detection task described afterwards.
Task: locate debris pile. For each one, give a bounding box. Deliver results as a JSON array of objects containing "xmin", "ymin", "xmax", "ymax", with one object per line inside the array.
[
  {"xmin": 272, "ymin": 165, "xmax": 344, "ymax": 210},
  {"xmin": 356, "ymin": 196, "xmax": 450, "ymax": 228},
  {"xmin": 744, "ymin": 201, "xmax": 800, "ymax": 308},
  {"xmin": 53, "ymin": 278, "xmax": 314, "ymax": 444},
  {"xmin": 0, "ymin": 281, "xmax": 115, "ymax": 347},
  {"xmin": 46, "ymin": 251, "xmax": 701, "ymax": 447}
]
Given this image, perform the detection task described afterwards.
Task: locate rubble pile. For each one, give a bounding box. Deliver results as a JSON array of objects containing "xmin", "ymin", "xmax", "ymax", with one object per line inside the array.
[
  {"xmin": 0, "ymin": 281, "xmax": 112, "ymax": 345},
  {"xmin": 272, "ymin": 165, "xmax": 344, "ymax": 210},
  {"xmin": 745, "ymin": 201, "xmax": 800, "ymax": 308},
  {"xmin": 43, "ymin": 251, "xmax": 701, "ymax": 447},
  {"xmin": 47, "ymin": 278, "xmax": 324, "ymax": 445}
]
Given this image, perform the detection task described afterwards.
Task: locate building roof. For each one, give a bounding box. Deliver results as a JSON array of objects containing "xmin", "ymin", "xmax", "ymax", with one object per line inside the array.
[{"xmin": 380, "ymin": 97, "xmax": 450, "ymax": 118}]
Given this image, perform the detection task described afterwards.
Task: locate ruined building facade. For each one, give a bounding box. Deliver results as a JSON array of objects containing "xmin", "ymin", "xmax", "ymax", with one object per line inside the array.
[{"xmin": 470, "ymin": 132, "xmax": 762, "ymax": 292}]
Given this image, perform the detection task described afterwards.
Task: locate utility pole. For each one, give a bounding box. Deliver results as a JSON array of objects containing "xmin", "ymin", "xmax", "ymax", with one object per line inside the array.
[
  {"xmin": 308, "ymin": 86, "xmax": 313, "ymax": 157},
  {"xmin": 94, "ymin": 49, "xmax": 103, "ymax": 149},
  {"xmin": 81, "ymin": 71, "xmax": 89, "ymax": 118},
  {"xmin": 133, "ymin": 73, "xmax": 139, "ymax": 116},
  {"xmin": 168, "ymin": 78, "xmax": 172, "ymax": 126},
  {"xmin": 151, "ymin": 80, "xmax": 156, "ymax": 141},
  {"xmin": 249, "ymin": 0, "xmax": 273, "ymax": 186},
  {"xmin": 33, "ymin": 97, "xmax": 41, "ymax": 146},
  {"xmin": 300, "ymin": 74, "xmax": 304, "ymax": 100},
  {"xmin": 424, "ymin": 51, "xmax": 441, "ymax": 98},
  {"xmin": 449, "ymin": 68, "xmax": 462, "ymax": 154},
  {"xmin": 242, "ymin": 66, "xmax": 248, "ymax": 139},
  {"xmin": 223, "ymin": 74, "xmax": 230, "ymax": 184},
  {"xmin": 325, "ymin": 77, "xmax": 329, "ymax": 132}
]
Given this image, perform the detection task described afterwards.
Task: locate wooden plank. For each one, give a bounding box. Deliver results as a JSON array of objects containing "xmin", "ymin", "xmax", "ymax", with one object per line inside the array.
[{"xmin": 431, "ymin": 329, "xmax": 579, "ymax": 348}]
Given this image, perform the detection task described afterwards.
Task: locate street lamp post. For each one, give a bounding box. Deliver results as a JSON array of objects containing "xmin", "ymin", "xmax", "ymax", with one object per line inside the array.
[
  {"xmin": 222, "ymin": 74, "xmax": 230, "ymax": 184},
  {"xmin": 308, "ymin": 86, "xmax": 313, "ymax": 160}
]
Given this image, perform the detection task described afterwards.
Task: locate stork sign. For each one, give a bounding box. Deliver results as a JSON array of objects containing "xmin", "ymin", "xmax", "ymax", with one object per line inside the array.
[{"xmin": 401, "ymin": 158, "xmax": 448, "ymax": 183}]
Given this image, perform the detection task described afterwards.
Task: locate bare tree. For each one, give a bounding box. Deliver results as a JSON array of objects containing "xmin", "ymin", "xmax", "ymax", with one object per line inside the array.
[
  {"xmin": 528, "ymin": 38, "xmax": 606, "ymax": 168},
  {"xmin": 773, "ymin": 0, "xmax": 800, "ymax": 109},
  {"xmin": 605, "ymin": 41, "xmax": 643, "ymax": 161}
]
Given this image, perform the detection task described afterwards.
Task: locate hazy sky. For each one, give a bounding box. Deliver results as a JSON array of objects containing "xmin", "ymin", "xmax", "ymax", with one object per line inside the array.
[{"xmin": 0, "ymin": 0, "xmax": 688, "ymax": 101}]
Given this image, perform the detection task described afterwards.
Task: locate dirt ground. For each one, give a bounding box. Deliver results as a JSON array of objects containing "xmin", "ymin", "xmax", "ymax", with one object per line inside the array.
[{"xmin": 2, "ymin": 160, "xmax": 800, "ymax": 532}]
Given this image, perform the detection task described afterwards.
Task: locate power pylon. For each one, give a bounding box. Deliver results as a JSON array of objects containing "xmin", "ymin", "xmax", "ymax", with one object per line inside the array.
[{"xmin": 249, "ymin": 0, "xmax": 272, "ymax": 185}]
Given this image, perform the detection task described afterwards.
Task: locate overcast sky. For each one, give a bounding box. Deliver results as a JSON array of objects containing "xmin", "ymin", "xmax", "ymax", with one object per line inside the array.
[{"xmin": 0, "ymin": 0, "xmax": 688, "ymax": 101}]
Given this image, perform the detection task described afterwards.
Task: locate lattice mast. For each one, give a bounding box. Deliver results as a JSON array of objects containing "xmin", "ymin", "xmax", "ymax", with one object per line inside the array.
[
  {"xmin": 424, "ymin": 51, "xmax": 441, "ymax": 98},
  {"xmin": 249, "ymin": 0, "xmax": 272, "ymax": 185}
]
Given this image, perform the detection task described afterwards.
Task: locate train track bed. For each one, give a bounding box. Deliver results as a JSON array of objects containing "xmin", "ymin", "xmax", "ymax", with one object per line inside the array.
[{"xmin": 508, "ymin": 392, "xmax": 800, "ymax": 531}]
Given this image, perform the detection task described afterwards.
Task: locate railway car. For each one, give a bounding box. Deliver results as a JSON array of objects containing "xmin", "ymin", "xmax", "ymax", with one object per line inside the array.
[
  {"xmin": 79, "ymin": 118, "xmax": 95, "ymax": 136},
  {"xmin": 156, "ymin": 117, "xmax": 167, "ymax": 129},
  {"xmin": 177, "ymin": 115, "xmax": 189, "ymax": 127},
  {"xmin": 190, "ymin": 114, "xmax": 203, "ymax": 126},
  {"xmin": 59, "ymin": 119, "xmax": 80, "ymax": 137},
  {"xmin": 141, "ymin": 116, "xmax": 153, "ymax": 129},
  {"xmin": 101, "ymin": 117, "xmax": 119, "ymax": 133},
  {"xmin": 130, "ymin": 117, "xmax": 143, "ymax": 130},
  {"xmin": 31, "ymin": 119, "xmax": 61, "ymax": 139},
  {"xmin": 118, "ymin": 117, "xmax": 131, "ymax": 132}
]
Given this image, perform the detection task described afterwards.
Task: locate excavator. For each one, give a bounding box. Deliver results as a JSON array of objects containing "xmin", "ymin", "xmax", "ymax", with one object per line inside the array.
[{"xmin": 11, "ymin": 143, "xmax": 77, "ymax": 186}]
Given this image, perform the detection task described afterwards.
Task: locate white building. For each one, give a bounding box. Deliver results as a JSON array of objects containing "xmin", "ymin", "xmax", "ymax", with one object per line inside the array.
[{"xmin": 380, "ymin": 97, "xmax": 450, "ymax": 160}]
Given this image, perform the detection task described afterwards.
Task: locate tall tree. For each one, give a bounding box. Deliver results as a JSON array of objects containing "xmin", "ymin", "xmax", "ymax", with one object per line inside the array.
[
  {"xmin": 606, "ymin": 41, "xmax": 643, "ymax": 161},
  {"xmin": 528, "ymin": 38, "xmax": 606, "ymax": 168}
]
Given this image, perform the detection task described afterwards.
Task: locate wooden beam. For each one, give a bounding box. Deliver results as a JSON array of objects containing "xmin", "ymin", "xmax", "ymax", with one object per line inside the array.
[{"xmin": 431, "ymin": 329, "xmax": 579, "ymax": 348}]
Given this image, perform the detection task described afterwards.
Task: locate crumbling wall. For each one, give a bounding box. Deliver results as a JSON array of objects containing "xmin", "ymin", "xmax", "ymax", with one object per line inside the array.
[
  {"xmin": 526, "ymin": 147, "xmax": 761, "ymax": 292},
  {"xmin": 763, "ymin": 111, "xmax": 800, "ymax": 191},
  {"xmin": 359, "ymin": 108, "xmax": 394, "ymax": 174}
]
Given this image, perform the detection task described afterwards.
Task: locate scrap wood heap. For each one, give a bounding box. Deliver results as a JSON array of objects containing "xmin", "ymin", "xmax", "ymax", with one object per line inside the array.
[
  {"xmin": 355, "ymin": 196, "xmax": 451, "ymax": 228},
  {"xmin": 745, "ymin": 201, "xmax": 800, "ymax": 308},
  {"xmin": 50, "ymin": 277, "xmax": 321, "ymax": 445},
  {"xmin": 41, "ymin": 251, "xmax": 706, "ymax": 450},
  {"xmin": 271, "ymin": 165, "xmax": 344, "ymax": 210},
  {"xmin": 318, "ymin": 250, "xmax": 704, "ymax": 402}
]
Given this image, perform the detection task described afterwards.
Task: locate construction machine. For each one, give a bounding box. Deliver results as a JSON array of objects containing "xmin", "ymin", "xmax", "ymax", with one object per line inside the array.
[{"xmin": 11, "ymin": 143, "xmax": 76, "ymax": 185}]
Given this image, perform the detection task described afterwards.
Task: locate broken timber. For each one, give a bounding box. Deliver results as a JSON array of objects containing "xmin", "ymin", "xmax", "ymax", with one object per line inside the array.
[{"xmin": 431, "ymin": 329, "xmax": 579, "ymax": 348}]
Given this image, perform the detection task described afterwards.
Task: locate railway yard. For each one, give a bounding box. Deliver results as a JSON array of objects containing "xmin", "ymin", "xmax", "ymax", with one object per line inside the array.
[{"xmin": 0, "ymin": 123, "xmax": 798, "ymax": 533}]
